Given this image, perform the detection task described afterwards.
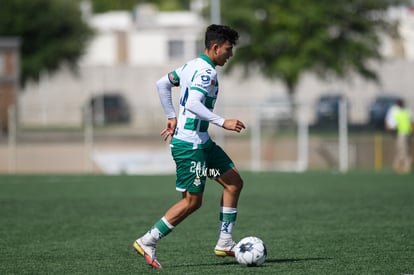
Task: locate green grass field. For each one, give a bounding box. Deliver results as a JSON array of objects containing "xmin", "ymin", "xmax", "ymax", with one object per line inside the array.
[{"xmin": 1, "ymin": 172, "xmax": 413, "ymax": 274}]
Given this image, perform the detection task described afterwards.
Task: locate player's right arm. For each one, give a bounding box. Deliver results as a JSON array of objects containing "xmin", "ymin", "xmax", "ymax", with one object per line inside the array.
[
  {"xmin": 160, "ymin": 117, "xmax": 177, "ymax": 141},
  {"xmin": 156, "ymin": 73, "xmax": 178, "ymax": 119},
  {"xmin": 156, "ymin": 70, "xmax": 181, "ymax": 141}
]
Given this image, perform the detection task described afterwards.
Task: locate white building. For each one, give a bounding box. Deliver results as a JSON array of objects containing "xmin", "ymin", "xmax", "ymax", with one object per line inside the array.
[
  {"xmin": 19, "ymin": 4, "xmax": 208, "ymax": 130},
  {"xmin": 18, "ymin": 3, "xmax": 414, "ymax": 130},
  {"xmin": 82, "ymin": 4, "xmax": 206, "ymax": 67}
]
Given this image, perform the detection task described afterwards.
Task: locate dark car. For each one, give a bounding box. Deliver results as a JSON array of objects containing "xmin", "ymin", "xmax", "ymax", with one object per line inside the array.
[
  {"xmin": 315, "ymin": 94, "xmax": 348, "ymax": 126},
  {"xmin": 84, "ymin": 93, "xmax": 131, "ymax": 125},
  {"xmin": 368, "ymin": 95, "xmax": 402, "ymax": 129}
]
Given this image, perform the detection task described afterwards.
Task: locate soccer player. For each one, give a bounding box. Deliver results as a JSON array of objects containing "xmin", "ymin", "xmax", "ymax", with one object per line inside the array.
[
  {"xmin": 133, "ymin": 24, "xmax": 245, "ymax": 269},
  {"xmin": 392, "ymin": 99, "xmax": 413, "ymax": 173}
]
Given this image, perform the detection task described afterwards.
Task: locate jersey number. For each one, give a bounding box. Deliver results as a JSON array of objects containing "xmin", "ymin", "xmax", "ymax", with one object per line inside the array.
[{"xmin": 180, "ymin": 88, "xmax": 189, "ymax": 107}]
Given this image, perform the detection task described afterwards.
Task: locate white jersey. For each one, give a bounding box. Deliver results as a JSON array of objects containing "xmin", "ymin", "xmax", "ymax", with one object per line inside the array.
[{"xmin": 157, "ymin": 54, "xmax": 225, "ymax": 149}]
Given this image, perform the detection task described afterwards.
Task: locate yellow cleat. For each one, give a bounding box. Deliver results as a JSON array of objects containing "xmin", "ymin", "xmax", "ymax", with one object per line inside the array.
[{"xmin": 133, "ymin": 239, "xmax": 162, "ymax": 269}]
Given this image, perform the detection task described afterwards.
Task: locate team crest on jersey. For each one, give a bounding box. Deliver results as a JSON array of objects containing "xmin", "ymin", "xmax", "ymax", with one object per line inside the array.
[
  {"xmin": 211, "ymin": 79, "xmax": 215, "ymax": 85},
  {"xmin": 193, "ymin": 176, "xmax": 201, "ymax": 187}
]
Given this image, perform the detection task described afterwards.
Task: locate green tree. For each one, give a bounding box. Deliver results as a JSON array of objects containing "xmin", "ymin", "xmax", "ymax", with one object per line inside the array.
[
  {"xmin": 221, "ymin": 0, "xmax": 410, "ymax": 100},
  {"xmin": 85, "ymin": 0, "xmax": 192, "ymax": 13},
  {"xmin": 0, "ymin": 0, "xmax": 93, "ymax": 86}
]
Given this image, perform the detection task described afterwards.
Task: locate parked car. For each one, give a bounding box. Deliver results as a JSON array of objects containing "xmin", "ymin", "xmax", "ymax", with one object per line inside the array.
[
  {"xmin": 368, "ymin": 95, "xmax": 402, "ymax": 130},
  {"xmin": 84, "ymin": 93, "xmax": 131, "ymax": 125},
  {"xmin": 315, "ymin": 94, "xmax": 348, "ymax": 126}
]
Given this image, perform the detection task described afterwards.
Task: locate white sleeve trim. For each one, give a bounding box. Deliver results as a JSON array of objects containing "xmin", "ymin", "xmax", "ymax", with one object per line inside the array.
[{"xmin": 156, "ymin": 75, "xmax": 176, "ymax": 118}]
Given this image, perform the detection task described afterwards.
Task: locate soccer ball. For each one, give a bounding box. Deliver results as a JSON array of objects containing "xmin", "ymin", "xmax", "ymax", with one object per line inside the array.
[{"xmin": 235, "ymin": 236, "xmax": 267, "ymax": 266}]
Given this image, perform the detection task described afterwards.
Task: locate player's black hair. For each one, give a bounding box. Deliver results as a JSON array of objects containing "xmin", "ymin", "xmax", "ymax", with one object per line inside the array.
[
  {"xmin": 204, "ymin": 24, "xmax": 239, "ymax": 49},
  {"xmin": 396, "ymin": 99, "xmax": 404, "ymax": 107}
]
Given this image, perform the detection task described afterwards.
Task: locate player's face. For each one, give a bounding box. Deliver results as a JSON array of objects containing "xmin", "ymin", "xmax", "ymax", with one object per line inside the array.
[{"xmin": 215, "ymin": 41, "xmax": 234, "ymax": 66}]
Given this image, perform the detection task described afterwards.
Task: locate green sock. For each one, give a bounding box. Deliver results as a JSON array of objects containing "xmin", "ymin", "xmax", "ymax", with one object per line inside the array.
[
  {"xmin": 143, "ymin": 217, "xmax": 174, "ymax": 245},
  {"xmin": 218, "ymin": 207, "xmax": 237, "ymax": 243}
]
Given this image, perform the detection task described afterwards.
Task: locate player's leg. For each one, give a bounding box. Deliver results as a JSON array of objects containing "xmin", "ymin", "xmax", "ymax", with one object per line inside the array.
[
  {"xmin": 205, "ymin": 141, "xmax": 243, "ymax": 257},
  {"xmin": 401, "ymin": 135, "xmax": 412, "ymax": 172},
  {"xmin": 133, "ymin": 145, "xmax": 207, "ymax": 268},
  {"xmin": 214, "ymin": 167, "xmax": 243, "ymax": 256},
  {"xmin": 394, "ymin": 135, "xmax": 405, "ymax": 172},
  {"xmin": 134, "ymin": 191, "xmax": 203, "ymax": 269},
  {"xmin": 217, "ymin": 167, "xmax": 243, "ymax": 208},
  {"xmin": 139, "ymin": 191, "xmax": 203, "ymax": 245},
  {"xmin": 164, "ymin": 191, "xmax": 203, "ymax": 225}
]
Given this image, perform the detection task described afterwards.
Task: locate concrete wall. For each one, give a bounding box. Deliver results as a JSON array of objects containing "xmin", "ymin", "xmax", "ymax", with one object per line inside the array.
[{"xmin": 18, "ymin": 59, "xmax": 414, "ymax": 131}]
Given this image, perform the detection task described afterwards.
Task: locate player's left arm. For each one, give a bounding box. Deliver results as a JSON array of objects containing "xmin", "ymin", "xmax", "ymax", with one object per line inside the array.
[
  {"xmin": 222, "ymin": 119, "xmax": 245, "ymax": 133},
  {"xmin": 411, "ymin": 111, "xmax": 414, "ymax": 130},
  {"xmin": 185, "ymin": 89, "xmax": 245, "ymax": 133},
  {"xmin": 185, "ymin": 90, "xmax": 225, "ymax": 127},
  {"xmin": 185, "ymin": 69, "xmax": 245, "ymax": 132}
]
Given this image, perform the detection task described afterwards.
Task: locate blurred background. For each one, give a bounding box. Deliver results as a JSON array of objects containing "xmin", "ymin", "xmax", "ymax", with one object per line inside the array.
[{"xmin": 1, "ymin": 0, "xmax": 413, "ymax": 174}]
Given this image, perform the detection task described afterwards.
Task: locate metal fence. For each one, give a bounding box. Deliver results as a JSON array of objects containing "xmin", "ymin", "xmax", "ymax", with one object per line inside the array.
[{"xmin": 1, "ymin": 99, "xmax": 412, "ymax": 174}]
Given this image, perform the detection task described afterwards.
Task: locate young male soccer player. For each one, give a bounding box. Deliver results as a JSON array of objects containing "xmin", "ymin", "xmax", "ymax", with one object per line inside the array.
[{"xmin": 133, "ymin": 24, "xmax": 245, "ymax": 269}]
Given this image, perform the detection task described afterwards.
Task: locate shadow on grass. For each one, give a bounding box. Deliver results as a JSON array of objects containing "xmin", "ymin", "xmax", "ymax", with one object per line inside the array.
[
  {"xmin": 169, "ymin": 257, "xmax": 332, "ymax": 268},
  {"xmin": 266, "ymin": 257, "xmax": 332, "ymax": 264}
]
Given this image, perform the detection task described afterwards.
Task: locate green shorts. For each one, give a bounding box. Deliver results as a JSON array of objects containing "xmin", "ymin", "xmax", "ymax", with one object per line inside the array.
[{"xmin": 171, "ymin": 138, "xmax": 235, "ymax": 193}]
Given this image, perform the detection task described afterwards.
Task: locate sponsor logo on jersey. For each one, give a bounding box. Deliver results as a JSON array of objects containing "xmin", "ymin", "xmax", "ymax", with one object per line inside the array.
[{"xmin": 201, "ymin": 75, "xmax": 210, "ymax": 84}]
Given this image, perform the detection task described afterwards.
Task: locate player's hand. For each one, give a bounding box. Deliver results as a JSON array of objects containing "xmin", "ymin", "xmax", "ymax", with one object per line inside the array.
[
  {"xmin": 222, "ymin": 119, "xmax": 245, "ymax": 133},
  {"xmin": 160, "ymin": 117, "xmax": 177, "ymax": 142}
]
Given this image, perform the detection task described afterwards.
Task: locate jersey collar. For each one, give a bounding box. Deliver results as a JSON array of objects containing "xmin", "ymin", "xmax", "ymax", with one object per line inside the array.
[{"xmin": 199, "ymin": 54, "xmax": 216, "ymax": 68}]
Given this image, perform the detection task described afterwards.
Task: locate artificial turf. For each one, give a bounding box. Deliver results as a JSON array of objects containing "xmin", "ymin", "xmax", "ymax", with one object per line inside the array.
[{"xmin": 0, "ymin": 171, "xmax": 413, "ymax": 274}]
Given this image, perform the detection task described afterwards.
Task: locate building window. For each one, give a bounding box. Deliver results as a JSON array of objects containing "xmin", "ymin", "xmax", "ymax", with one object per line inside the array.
[{"xmin": 168, "ymin": 40, "xmax": 184, "ymax": 59}]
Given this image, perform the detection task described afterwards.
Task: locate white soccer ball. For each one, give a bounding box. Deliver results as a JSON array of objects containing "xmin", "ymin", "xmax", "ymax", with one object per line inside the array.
[{"xmin": 235, "ymin": 236, "xmax": 267, "ymax": 266}]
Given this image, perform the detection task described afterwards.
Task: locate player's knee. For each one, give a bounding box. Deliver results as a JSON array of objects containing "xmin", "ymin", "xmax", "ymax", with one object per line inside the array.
[
  {"xmin": 193, "ymin": 200, "xmax": 203, "ymax": 210},
  {"xmin": 239, "ymin": 177, "xmax": 244, "ymax": 189},
  {"xmin": 234, "ymin": 176, "xmax": 244, "ymax": 191},
  {"xmin": 228, "ymin": 177, "xmax": 243, "ymax": 194},
  {"xmin": 186, "ymin": 196, "xmax": 203, "ymax": 212}
]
